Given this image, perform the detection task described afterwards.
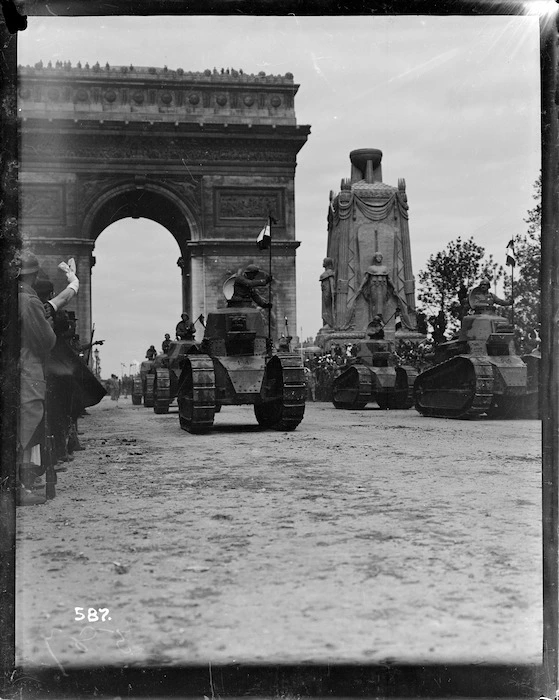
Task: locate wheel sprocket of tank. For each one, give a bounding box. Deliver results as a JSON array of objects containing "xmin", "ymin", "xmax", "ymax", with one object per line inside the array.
[
  {"xmin": 132, "ymin": 377, "xmax": 143, "ymax": 405},
  {"xmin": 413, "ymin": 356, "xmax": 494, "ymax": 419},
  {"xmin": 331, "ymin": 365, "xmax": 372, "ymax": 409},
  {"xmin": 153, "ymin": 368, "xmax": 171, "ymax": 414},
  {"xmin": 177, "ymin": 355, "xmax": 216, "ymax": 433},
  {"xmin": 143, "ymin": 374, "xmax": 155, "ymax": 408},
  {"xmin": 255, "ymin": 354, "xmax": 306, "ymax": 430}
]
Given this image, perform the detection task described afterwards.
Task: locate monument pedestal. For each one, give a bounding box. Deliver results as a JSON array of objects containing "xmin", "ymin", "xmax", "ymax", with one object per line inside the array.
[{"xmin": 316, "ymin": 327, "xmax": 366, "ymax": 352}]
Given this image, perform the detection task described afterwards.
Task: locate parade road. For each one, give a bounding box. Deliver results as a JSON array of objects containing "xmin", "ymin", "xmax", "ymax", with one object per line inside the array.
[{"xmin": 16, "ymin": 397, "xmax": 542, "ymax": 668}]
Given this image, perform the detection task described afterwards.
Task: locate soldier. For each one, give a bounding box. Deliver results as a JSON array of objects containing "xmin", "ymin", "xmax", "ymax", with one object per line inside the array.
[
  {"xmin": 175, "ymin": 313, "xmax": 196, "ymax": 340},
  {"xmin": 469, "ymin": 278, "xmax": 512, "ymax": 313},
  {"xmin": 162, "ymin": 333, "xmax": 172, "ymax": 353},
  {"xmin": 430, "ymin": 310, "xmax": 447, "ymax": 344},
  {"xmin": 17, "ymin": 251, "xmax": 57, "ymax": 505},
  {"xmin": 145, "ymin": 345, "xmax": 157, "ymax": 360},
  {"xmin": 277, "ymin": 335, "xmax": 292, "ymax": 353},
  {"xmin": 227, "ymin": 264, "xmax": 272, "ymax": 309},
  {"xmin": 366, "ymin": 314, "xmax": 385, "ymax": 340}
]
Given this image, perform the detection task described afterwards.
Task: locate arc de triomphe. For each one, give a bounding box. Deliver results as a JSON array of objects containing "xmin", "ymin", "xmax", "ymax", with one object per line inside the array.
[{"xmin": 18, "ymin": 61, "xmax": 310, "ymax": 343}]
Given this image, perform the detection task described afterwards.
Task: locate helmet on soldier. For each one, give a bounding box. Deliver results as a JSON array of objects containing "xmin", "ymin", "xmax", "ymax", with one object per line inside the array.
[{"xmin": 19, "ymin": 250, "xmax": 40, "ymax": 276}]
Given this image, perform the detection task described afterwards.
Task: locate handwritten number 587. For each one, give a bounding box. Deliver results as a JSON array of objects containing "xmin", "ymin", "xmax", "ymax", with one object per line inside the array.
[{"xmin": 75, "ymin": 607, "xmax": 111, "ymax": 622}]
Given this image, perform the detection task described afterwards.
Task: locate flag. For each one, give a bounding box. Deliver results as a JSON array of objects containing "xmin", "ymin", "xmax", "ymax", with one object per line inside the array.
[
  {"xmin": 506, "ymin": 239, "xmax": 516, "ymax": 267},
  {"xmin": 395, "ymin": 307, "xmax": 402, "ymax": 331},
  {"xmin": 256, "ymin": 221, "xmax": 271, "ymax": 250}
]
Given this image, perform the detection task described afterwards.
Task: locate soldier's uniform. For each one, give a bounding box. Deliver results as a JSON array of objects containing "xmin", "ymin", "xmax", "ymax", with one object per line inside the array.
[{"xmin": 228, "ymin": 264, "xmax": 272, "ymax": 309}]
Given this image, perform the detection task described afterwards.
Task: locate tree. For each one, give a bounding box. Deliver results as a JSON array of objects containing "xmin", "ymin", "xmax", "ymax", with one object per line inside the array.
[
  {"xmin": 417, "ymin": 236, "xmax": 503, "ymax": 330},
  {"xmin": 510, "ymin": 175, "xmax": 541, "ymax": 345}
]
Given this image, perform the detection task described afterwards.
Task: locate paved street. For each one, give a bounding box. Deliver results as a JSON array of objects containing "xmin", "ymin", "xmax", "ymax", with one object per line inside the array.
[{"xmin": 16, "ymin": 397, "xmax": 542, "ymax": 669}]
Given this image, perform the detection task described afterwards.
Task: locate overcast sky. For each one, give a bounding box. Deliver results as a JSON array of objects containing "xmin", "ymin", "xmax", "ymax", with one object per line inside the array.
[{"xmin": 18, "ymin": 14, "xmax": 541, "ymax": 377}]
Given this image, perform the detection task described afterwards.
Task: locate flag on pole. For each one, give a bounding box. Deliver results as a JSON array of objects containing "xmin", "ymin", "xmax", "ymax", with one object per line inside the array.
[
  {"xmin": 256, "ymin": 221, "xmax": 271, "ymax": 250},
  {"xmin": 506, "ymin": 239, "xmax": 516, "ymax": 267}
]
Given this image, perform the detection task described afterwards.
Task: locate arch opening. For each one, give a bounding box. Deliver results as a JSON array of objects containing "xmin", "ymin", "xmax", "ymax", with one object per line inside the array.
[
  {"xmin": 91, "ymin": 218, "xmax": 185, "ymax": 378},
  {"xmin": 87, "ymin": 184, "xmax": 198, "ymax": 245}
]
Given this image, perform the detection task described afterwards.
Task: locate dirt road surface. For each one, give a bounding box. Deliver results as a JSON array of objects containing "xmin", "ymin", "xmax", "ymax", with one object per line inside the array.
[{"xmin": 16, "ymin": 396, "xmax": 542, "ymax": 669}]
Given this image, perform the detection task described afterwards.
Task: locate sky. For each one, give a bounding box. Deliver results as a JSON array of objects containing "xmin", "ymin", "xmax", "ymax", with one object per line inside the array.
[{"xmin": 17, "ymin": 13, "xmax": 542, "ymax": 377}]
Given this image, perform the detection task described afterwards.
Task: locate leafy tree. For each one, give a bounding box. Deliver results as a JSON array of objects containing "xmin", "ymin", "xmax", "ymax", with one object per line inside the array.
[
  {"xmin": 509, "ymin": 175, "xmax": 541, "ymax": 345},
  {"xmin": 417, "ymin": 236, "xmax": 503, "ymax": 330}
]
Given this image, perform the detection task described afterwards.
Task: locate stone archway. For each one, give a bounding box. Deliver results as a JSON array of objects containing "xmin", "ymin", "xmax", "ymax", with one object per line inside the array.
[
  {"xmin": 18, "ymin": 62, "xmax": 310, "ymax": 345},
  {"xmin": 83, "ymin": 180, "xmax": 201, "ymax": 324}
]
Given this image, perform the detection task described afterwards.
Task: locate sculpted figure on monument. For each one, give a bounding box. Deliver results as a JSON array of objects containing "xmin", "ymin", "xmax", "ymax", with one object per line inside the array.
[
  {"xmin": 319, "ymin": 257, "xmax": 336, "ymax": 329},
  {"xmin": 356, "ymin": 252, "xmax": 414, "ymax": 329},
  {"xmin": 356, "ymin": 252, "xmax": 391, "ymax": 321}
]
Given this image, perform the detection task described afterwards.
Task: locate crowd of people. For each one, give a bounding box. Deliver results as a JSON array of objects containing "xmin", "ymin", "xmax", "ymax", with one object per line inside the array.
[{"xmin": 17, "ymin": 250, "xmax": 104, "ymax": 506}]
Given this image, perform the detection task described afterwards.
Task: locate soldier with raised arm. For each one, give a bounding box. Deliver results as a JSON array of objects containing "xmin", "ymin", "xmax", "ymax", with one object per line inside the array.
[
  {"xmin": 468, "ymin": 278, "xmax": 512, "ymax": 314},
  {"xmin": 228, "ymin": 264, "xmax": 272, "ymax": 309}
]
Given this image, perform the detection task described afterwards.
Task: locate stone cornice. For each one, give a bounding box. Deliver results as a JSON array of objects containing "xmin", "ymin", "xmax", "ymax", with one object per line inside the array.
[
  {"xmin": 20, "ymin": 118, "xmax": 311, "ymax": 137},
  {"xmin": 19, "ymin": 64, "xmax": 299, "ymax": 87},
  {"xmin": 18, "ymin": 64, "xmax": 302, "ymax": 127},
  {"xmin": 23, "ymin": 237, "xmax": 96, "ymax": 249},
  {"xmin": 186, "ymin": 240, "xmax": 300, "ymax": 250},
  {"xmin": 20, "ymin": 131, "xmax": 308, "ymax": 163}
]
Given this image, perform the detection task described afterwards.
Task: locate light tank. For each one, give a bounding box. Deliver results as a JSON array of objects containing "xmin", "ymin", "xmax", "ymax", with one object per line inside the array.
[
  {"xmin": 131, "ymin": 374, "xmax": 143, "ymax": 405},
  {"xmin": 134, "ymin": 359, "xmax": 155, "ymax": 407},
  {"xmin": 176, "ymin": 306, "xmax": 306, "ymax": 433},
  {"xmin": 152, "ymin": 339, "xmax": 199, "ymax": 414},
  {"xmin": 331, "ymin": 338, "xmax": 417, "ymax": 410},
  {"xmin": 413, "ymin": 304, "xmax": 540, "ymax": 419}
]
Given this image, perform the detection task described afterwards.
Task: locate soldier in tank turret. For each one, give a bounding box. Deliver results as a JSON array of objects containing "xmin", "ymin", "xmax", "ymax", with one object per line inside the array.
[
  {"xmin": 228, "ymin": 264, "xmax": 273, "ymax": 309},
  {"xmin": 146, "ymin": 345, "xmax": 157, "ymax": 361},
  {"xmin": 366, "ymin": 314, "xmax": 385, "ymax": 340},
  {"xmin": 468, "ymin": 278, "xmax": 512, "ymax": 314},
  {"xmin": 161, "ymin": 333, "xmax": 172, "ymax": 353},
  {"xmin": 175, "ymin": 313, "xmax": 196, "ymax": 340}
]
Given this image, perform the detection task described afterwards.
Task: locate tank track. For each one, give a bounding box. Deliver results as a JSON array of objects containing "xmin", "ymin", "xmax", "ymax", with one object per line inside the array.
[
  {"xmin": 414, "ymin": 356, "xmax": 494, "ymax": 419},
  {"xmin": 255, "ymin": 354, "xmax": 306, "ymax": 430},
  {"xmin": 143, "ymin": 374, "xmax": 155, "ymax": 408},
  {"xmin": 153, "ymin": 368, "xmax": 171, "ymax": 414},
  {"xmin": 377, "ymin": 365, "xmax": 418, "ymax": 409},
  {"xmin": 332, "ymin": 365, "xmax": 372, "ymax": 409},
  {"xmin": 132, "ymin": 377, "xmax": 143, "ymax": 405},
  {"xmin": 177, "ymin": 355, "xmax": 216, "ymax": 433},
  {"xmin": 397, "ymin": 365, "xmax": 418, "ymax": 409}
]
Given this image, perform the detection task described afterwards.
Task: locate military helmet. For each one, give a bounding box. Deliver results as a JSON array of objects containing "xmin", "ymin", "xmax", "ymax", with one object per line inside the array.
[
  {"xmin": 19, "ymin": 250, "xmax": 40, "ymax": 275},
  {"xmin": 245, "ymin": 264, "xmax": 260, "ymax": 274},
  {"xmin": 479, "ymin": 278, "xmax": 491, "ymax": 286}
]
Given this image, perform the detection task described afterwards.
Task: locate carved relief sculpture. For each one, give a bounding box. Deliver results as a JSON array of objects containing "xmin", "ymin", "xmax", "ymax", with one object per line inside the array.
[{"xmin": 319, "ymin": 257, "xmax": 335, "ymax": 329}]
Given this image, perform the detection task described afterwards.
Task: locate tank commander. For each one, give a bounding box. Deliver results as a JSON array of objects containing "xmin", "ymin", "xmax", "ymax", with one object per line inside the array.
[
  {"xmin": 366, "ymin": 314, "xmax": 385, "ymax": 340},
  {"xmin": 469, "ymin": 278, "xmax": 512, "ymax": 314},
  {"xmin": 176, "ymin": 313, "xmax": 196, "ymax": 340},
  {"xmin": 161, "ymin": 333, "xmax": 172, "ymax": 353},
  {"xmin": 145, "ymin": 345, "xmax": 157, "ymax": 361},
  {"xmin": 228, "ymin": 264, "xmax": 272, "ymax": 309}
]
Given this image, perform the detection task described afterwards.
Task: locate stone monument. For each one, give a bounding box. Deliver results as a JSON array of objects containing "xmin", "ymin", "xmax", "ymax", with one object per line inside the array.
[{"xmin": 317, "ymin": 148, "xmax": 420, "ymax": 348}]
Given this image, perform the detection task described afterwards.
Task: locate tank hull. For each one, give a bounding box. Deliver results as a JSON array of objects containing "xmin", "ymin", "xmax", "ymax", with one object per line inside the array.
[
  {"xmin": 414, "ymin": 354, "xmax": 539, "ymax": 419},
  {"xmin": 332, "ymin": 363, "xmax": 417, "ymax": 410},
  {"xmin": 177, "ymin": 353, "xmax": 305, "ymax": 433}
]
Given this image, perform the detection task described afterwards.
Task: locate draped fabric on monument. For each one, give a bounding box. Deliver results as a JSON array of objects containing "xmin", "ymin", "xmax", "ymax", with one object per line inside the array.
[{"xmin": 327, "ymin": 181, "xmax": 415, "ymax": 332}]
